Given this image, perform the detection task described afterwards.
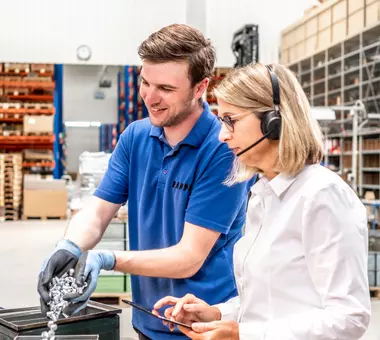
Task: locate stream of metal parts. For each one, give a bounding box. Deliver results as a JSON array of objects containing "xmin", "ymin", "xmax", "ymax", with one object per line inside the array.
[{"xmin": 41, "ymin": 269, "xmax": 87, "ymax": 340}]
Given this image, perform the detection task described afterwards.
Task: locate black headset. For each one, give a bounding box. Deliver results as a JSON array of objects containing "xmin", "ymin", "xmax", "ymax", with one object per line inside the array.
[{"xmin": 260, "ymin": 65, "xmax": 282, "ymax": 140}]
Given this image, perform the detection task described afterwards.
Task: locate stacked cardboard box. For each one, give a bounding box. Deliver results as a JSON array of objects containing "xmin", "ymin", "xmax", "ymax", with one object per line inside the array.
[{"xmin": 23, "ymin": 175, "xmax": 68, "ymax": 219}]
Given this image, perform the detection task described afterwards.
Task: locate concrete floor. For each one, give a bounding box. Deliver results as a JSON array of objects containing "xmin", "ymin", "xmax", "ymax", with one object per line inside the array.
[
  {"xmin": 0, "ymin": 220, "xmax": 380, "ymax": 340},
  {"xmin": 0, "ymin": 220, "xmax": 137, "ymax": 339}
]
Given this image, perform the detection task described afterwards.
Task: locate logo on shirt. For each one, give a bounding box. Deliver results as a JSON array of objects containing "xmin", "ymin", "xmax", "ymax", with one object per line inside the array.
[{"xmin": 172, "ymin": 180, "xmax": 192, "ymax": 192}]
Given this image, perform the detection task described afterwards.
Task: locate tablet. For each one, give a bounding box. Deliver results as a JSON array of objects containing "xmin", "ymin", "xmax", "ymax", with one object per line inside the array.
[{"xmin": 122, "ymin": 299, "xmax": 192, "ymax": 329}]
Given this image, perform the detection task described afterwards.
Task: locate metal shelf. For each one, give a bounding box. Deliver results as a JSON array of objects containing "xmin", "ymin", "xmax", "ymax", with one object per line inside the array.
[
  {"xmin": 363, "ymin": 150, "xmax": 380, "ymax": 154},
  {"xmin": 313, "ymin": 78, "xmax": 326, "ymax": 86},
  {"xmin": 328, "ymin": 129, "xmax": 380, "ymax": 138},
  {"xmin": 328, "ymin": 57, "xmax": 342, "ymax": 65},
  {"xmin": 363, "ymin": 168, "xmax": 380, "ymax": 172},
  {"xmin": 361, "ymin": 184, "xmax": 380, "ymax": 189}
]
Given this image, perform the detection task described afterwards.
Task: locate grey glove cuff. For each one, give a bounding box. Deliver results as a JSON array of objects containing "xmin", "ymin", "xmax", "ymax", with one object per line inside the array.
[{"xmin": 56, "ymin": 239, "xmax": 82, "ymax": 258}]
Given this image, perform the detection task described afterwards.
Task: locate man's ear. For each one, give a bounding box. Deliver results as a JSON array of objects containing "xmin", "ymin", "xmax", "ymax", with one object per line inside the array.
[{"xmin": 193, "ymin": 78, "xmax": 210, "ymax": 100}]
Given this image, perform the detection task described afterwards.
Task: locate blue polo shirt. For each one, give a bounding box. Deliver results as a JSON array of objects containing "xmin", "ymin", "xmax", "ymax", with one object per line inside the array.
[{"xmin": 95, "ymin": 102, "xmax": 251, "ymax": 339}]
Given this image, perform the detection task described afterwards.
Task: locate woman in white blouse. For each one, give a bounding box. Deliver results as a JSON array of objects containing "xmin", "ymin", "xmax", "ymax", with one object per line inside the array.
[{"xmin": 153, "ymin": 63, "xmax": 371, "ymax": 340}]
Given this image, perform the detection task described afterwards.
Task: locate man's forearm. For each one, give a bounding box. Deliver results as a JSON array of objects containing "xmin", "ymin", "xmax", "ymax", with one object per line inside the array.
[
  {"xmin": 64, "ymin": 197, "xmax": 120, "ymax": 251},
  {"xmin": 113, "ymin": 245, "xmax": 203, "ymax": 279},
  {"xmin": 65, "ymin": 206, "xmax": 104, "ymax": 251}
]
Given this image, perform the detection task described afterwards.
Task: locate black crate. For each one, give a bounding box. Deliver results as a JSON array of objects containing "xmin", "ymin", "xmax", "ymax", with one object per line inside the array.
[{"xmin": 0, "ymin": 301, "xmax": 121, "ymax": 340}]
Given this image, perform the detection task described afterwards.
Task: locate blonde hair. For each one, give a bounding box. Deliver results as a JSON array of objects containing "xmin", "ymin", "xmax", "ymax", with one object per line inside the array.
[{"xmin": 214, "ymin": 62, "xmax": 324, "ymax": 184}]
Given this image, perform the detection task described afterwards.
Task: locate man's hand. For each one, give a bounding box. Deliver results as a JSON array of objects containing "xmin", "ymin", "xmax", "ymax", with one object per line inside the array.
[
  {"xmin": 179, "ymin": 320, "xmax": 239, "ymax": 340},
  {"xmin": 37, "ymin": 239, "xmax": 82, "ymax": 314},
  {"xmin": 63, "ymin": 250, "xmax": 115, "ymax": 316},
  {"xmin": 153, "ymin": 293, "xmax": 221, "ymax": 331}
]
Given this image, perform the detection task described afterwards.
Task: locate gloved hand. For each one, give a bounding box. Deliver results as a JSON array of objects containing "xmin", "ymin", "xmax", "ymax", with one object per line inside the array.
[
  {"xmin": 63, "ymin": 250, "xmax": 116, "ymax": 316},
  {"xmin": 38, "ymin": 239, "xmax": 82, "ymax": 314}
]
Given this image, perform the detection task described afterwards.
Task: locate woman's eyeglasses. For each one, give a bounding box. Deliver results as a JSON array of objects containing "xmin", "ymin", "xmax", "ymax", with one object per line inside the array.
[{"xmin": 217, "ymin": 112, "xmax": 251, "ymax": 132}]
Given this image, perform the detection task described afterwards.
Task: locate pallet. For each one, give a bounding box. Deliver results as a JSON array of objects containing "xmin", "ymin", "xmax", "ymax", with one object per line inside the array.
[
  {"xmin": 22, "ymin": 215, "xmax": 66, "ymax": 221},
  {"xmin": 90, "ymin": 292, "xmax": 132, "ymax": 306},
  {"xmin": 23, "ymin": 102, "xmax": 54, "ymax": 110},
  {"xmin": 30, "ymin": 64, "xmax": 54, "ymax": 74},
  {"xmin": 0, "ymin": 102, "xmax": 22, "ymax": 110},
  {"xmin": 0, "ymin": 152, "xmax": 23, "ymax": 158},
  {"xmin": 0, "ymin": 76, "xmax": 23, "ymax": 83},
  {"xmin": 0, "ymin": 215, "xmax": 19, "ymax": 222},
  {"xmin": 24, "ymin": 132, "xmax": 54, "ymax": 136},
  {"xmin": 3, "ymin": 63, "xmax": 30, "ymax": 74},
  {"xmin": 23, "ymin": 76, "xmax": 52, "ymax": 83},
  {"xmin": 4, "ymin": 88, "xmax": 29, "ymax": 96},
  {"xmin": 0, "ymin": 131, "xmax": 22, "ymax": 137}
]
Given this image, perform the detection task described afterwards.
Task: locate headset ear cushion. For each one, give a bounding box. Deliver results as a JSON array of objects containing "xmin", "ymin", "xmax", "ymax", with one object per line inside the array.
[{"xmin": 261, "ymin": 111, "xmax": 281, "ymax": 140}]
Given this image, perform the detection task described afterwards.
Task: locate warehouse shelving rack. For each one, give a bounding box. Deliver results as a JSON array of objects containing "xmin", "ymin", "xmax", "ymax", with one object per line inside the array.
[
  {"xmin": 288, "ymin": 24, "xmax": 380, "ymax": 113},
  {"xmin": 0, "ymin": 63, "xmax": 65, "ymax": 179},
  {"xmin": 0, "ymin": 62, "xmax": 66, "ymax": 220},
  {"xmin": 286, "ymin": 23, "xmax": 380, "ymax": 200}
]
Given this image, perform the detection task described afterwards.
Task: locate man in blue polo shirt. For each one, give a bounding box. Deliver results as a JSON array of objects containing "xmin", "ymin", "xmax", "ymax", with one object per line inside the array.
[{"xmin": 37, "ymin": 24, "xmax": 251, "ymax": 339}]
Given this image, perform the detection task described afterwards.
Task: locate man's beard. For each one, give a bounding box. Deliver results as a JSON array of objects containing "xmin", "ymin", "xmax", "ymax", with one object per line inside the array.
[{"xmin": 151, "ymin": 107, "xmax": 192, "ymax": 128}]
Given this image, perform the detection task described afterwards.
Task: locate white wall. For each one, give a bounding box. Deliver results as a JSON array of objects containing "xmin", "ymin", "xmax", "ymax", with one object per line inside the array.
[
  {"xmin": 0, "ymin": 0, "xmax": 318, "ymax": 67},
  {"xmin": 186, "ymin": 0, "xmax": 207, "ymax": 34},
  {"xmin": 205, "ymin": 0, "xmax": 319, "ymax": 66},
  {"xmin": 63, "ymin": 65, "xmax": 119, "ymax": 172},
  {"xmin": 65, "ymin": 126, "xmax": 100, "ymax": 172},
  {"xmin": 0, "ymin": 0, "xmax": 186, "ymax": 65},
  {"xmin": 63, "ymin": 65, "xmax": 119, "ymax": 123}
]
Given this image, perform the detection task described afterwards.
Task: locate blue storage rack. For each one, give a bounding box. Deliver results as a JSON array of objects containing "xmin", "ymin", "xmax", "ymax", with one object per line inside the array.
[
  {"xmin": 116, "ymin": 65, "xmax": 146, "ymax": 141},
  {"xmin": 53, "ymin": 64, "xmax": 65, "ymax": 179},
  {"xmin": 99, "ymin": 124, "xmax": 117, "ymax": 153}
]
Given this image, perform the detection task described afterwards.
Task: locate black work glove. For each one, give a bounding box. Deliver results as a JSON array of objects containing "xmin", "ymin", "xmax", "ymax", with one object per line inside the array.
[{"xmin": 37, "ymin": 239, "xmax": 82, "ymax": 315}]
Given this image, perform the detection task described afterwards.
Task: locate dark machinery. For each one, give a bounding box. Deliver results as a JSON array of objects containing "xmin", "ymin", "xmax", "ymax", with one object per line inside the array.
[
  {"xmin": 0, "ymin": 301, "xmax": 121, "ymax": 340},
  {"xmin": 231, "ymin": 24, "xmax": 259, "ymax": 68}
]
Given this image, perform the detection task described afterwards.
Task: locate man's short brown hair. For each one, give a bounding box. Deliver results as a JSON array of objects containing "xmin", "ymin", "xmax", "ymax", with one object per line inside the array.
[{"xmin": 138, "ymin": 24, "xmax": 216, "ymax": 86}]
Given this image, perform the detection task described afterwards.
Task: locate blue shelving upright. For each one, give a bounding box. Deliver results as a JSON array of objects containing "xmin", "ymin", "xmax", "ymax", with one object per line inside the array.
[
  {"xmin": 53, "ymin": 64, "xmax": 65, "ymax": 179},
  {"xmin": 114, "ymin": 65, "xmax": 147, "ymax": 144},
  {"xmin": 99, "ymin": 124, "xmax": 117, "ymax": 153}
]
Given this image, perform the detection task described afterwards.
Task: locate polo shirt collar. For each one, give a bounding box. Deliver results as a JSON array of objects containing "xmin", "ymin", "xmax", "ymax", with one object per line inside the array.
[{"xmin": 149, "ymin": 102, "xmax": 215, "ymax": 148}]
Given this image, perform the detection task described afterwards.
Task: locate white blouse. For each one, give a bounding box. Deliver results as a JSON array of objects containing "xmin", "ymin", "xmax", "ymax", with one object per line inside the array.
[{"xmin": 216, "ymin": 164, "xmax": 371, "ymax": 340}]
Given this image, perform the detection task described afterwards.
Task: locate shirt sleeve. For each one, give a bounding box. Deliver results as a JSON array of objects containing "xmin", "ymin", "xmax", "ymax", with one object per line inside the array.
[
  {"xmin": 94, "ymin": 128, "xmax": 131, "ymax": 204},
  {"xmin": 213, "ymin": 296, "xmax": 241, "ymax": 321},
  {"xmin": 237, "ymin": 184, "xmax": 371, "ymax": 340},
  {"xmin": 185, "ymin": 150, "xmax": 250, "ymax": 234}
]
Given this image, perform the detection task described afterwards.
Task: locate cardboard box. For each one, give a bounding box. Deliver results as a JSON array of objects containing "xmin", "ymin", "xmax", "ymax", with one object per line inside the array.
[
  {"xmin": 23, "ymin": 115, "xmax": 53, "ymax": 134},
  {"xmin": 332, "ymin": 20, "xmax": 346, "ymax": 43},
  {"xmin": 23, "ymin": 189, "xmax": 67, "ymax": 218},
  {"xmin": 348, "ymin": 9, "xmax": 364, "ymax": 36},
  {"xmin": 24, "ymin": 177, "xmax": 65, "ymax": 190},
  {"xmin": 318, "ymin": 8, "xmax": 332, "ymax": 31},
  {"xmin": 24, "ymin": 149, "xmax": 53, "ymax": 161},
  {"xmin": 348, "ymin": 0, "xmax": 364, "ymax": 15},
  {"xmin": 333, "ymin": 0, "xmax": 347, "ymax": 23},
  {"xmin": 366, "ymin": 1, "xmax": 380, "ymax": 27}
]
